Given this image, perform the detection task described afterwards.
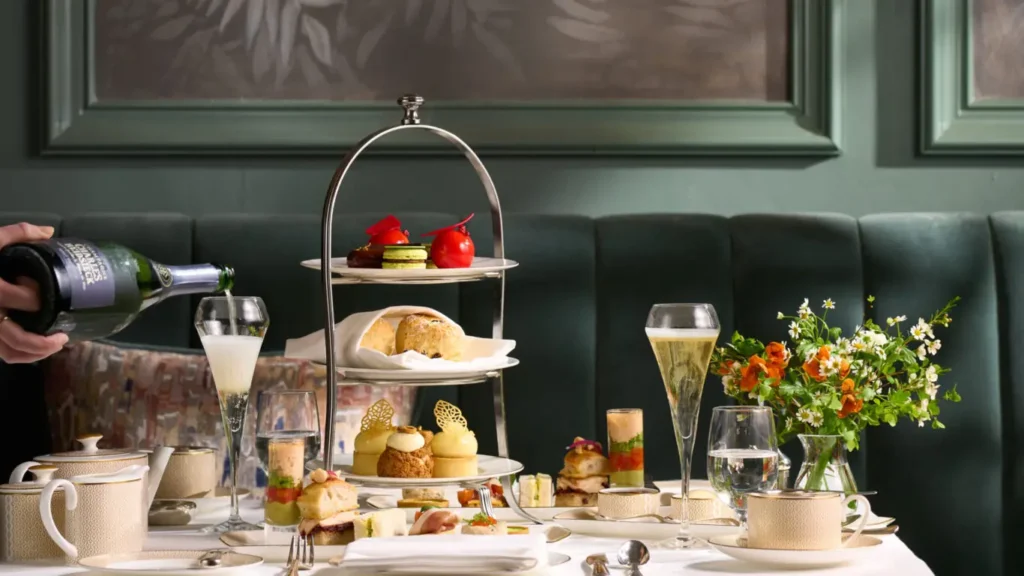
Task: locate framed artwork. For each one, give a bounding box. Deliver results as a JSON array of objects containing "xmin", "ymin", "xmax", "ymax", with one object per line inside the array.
[
  {"xmin": 45, "ymin": 0, "xmax": 842, "ymax": 155},
  {"xmin": 921, "ymin": 0, "xmax": 1024, "ymax": 155}
]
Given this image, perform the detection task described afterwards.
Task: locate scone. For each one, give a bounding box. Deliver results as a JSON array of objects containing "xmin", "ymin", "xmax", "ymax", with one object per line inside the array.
[
  {"xmin": 353, "ymin": 399, "xmax": 395, "ymax": 476},
  {"xmin": 377, "ymin": 426, "xmax": 434, "ymax": 478},
  {"xmin": 360, "ymin": 318, "xmax": 396, "ymax": 355},
  {"xmin": 396, "ymin": 314, "xmax": 464, "ymax": 360}
]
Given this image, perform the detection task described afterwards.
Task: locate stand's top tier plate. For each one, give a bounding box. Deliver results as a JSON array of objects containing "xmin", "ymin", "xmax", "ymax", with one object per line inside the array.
[
  {"xmin": 309, "ymin": 454, "xmax": 525, "ymax": 488},
  {"xmin": 303, "ymin": 256, "xmax": 518, "ymax": 285}
]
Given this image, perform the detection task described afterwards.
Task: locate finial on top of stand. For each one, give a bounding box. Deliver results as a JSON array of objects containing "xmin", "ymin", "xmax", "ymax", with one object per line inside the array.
[{"xmin": 398, "ymin": 94, "xmax": 424, "ymax": 125}]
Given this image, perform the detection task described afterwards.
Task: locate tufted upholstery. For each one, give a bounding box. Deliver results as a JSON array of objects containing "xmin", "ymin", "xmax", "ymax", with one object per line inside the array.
[{"xmin": 0, "ymin": 211, "xmax": 1020, "ymax": 576}]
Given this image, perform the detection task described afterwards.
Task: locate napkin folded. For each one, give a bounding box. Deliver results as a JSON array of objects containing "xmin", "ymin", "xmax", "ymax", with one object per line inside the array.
[
  {"xmin": 284, "ymin": 306, "xmax": 516, "ymax": 370},
  {"xmin": 340, "ymin": 533, "xmax": 547, "ymax": 573}
]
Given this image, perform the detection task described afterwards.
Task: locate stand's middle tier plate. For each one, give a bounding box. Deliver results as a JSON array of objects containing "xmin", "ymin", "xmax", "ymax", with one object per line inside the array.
[
  {"xmin": 310, "ymin": 454, "xmax": 525, "ymax": 488},
  {"xmin": 313, "ymin": 357, "xmax": 519, "ymax": 387}
]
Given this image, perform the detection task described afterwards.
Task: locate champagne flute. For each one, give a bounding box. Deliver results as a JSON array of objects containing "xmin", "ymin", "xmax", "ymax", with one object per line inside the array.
[
  {"xmin": 707, "ymin": 406, "xmax": 779, "ymax": 535},
  {"xmin": 646, "ymin": 303, "xmax": 719, "ymax": 549},
  {"xmin": 195, "ymin": 295, "xmax": 268, "ymax": 533},
  {"xmin": 256, "ymin": 390, "xmax": 321, "ymax": 533}
]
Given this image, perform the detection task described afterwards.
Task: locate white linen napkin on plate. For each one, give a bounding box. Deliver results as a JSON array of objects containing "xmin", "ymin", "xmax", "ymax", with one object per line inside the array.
[
  {"xmin": 283, "ymin": 306, "xmax": 516, "ymax": 370},
  {"xmin": 339, "ymin": 533, "xmax": 547, "ymax": 573}
]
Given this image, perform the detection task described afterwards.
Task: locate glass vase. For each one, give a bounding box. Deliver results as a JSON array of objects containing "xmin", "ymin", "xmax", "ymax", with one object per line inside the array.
[
  {"xmin": 793, "ymin": 434, "xmax": 857, "ymax": 494},
  {"xmin": 774, "ymin": 448, "xmax": 791, "ymax": 489}
]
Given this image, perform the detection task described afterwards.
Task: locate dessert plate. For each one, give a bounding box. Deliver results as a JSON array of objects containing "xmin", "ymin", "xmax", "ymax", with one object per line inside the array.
[
  {"xmin": 312, "ymin": 454, "xmax": 525, "ymax": 488},
  {"xmin": 708, "ymin": 534, "xmax": 883, "ymax": 569},
  {"xmin": 329, "ymin": 357, "xmax": 519, "ymax": 385},
  {"xmin": 302, "ymin": 257, "xmax": 519, "ymax": 282},
  {"xmin": 552, "ymin": 506, "xmax": 740, "ymax": 541},
  {"xmin": 77, "ymin": 550, "xmax": 262, "ymax": 575}
]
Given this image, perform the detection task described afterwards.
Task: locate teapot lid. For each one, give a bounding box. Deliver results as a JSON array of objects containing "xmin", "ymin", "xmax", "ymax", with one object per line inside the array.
[
  {"xmin": 37, "ymin": 434, "xmax": 141, "ymax": 462},
  {"xmin": 0, "ymin": 464, "xmax": 60, "ymax": 495}
]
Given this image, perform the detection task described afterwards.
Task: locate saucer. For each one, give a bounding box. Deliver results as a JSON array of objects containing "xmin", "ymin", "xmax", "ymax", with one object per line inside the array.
[{"xmin": 708, "ymin": 535, "xmax": 883, "ymax": 568}]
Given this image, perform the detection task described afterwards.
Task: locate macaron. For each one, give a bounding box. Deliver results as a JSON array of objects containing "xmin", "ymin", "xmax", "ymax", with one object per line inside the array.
[
  {"xmin": 424, "ymin": 242, "xmax": 437, "ymax": 269},
  {"xmin": 382, "ymin": 244, "xmax": 428, "ymax": 269}
]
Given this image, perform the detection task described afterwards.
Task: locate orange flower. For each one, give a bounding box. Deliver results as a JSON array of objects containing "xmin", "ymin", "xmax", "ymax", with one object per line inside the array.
[
  {"xmin": 717, "ymin": 359, "xmax": 736, "ymax": 376},
  {"xmin": 839, "ymin": 358, "xmax": 850, "ymax": 379},
  {"xmin": 838, "ymin": 378, "xmax": 863, "ymax": 418},
  {"xmin": 740, "ymin": 356, "xmax": 767, "ymax": 392},
  {"xmin": 766, "ymin": 365, "xmax": 785, "ymax": 387},
  {"xmin": 764, "ymin": 342, "xmax": 789, "ymax": 368},
  {"xmin": 802, "ymin": 346, "xmax": 832, "ymax": 383}
]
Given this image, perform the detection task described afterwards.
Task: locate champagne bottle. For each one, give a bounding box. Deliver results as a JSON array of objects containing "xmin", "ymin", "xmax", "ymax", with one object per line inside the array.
[{"xmin": 0, "ymin": 238, "xmax": 234, "ymax": 341}]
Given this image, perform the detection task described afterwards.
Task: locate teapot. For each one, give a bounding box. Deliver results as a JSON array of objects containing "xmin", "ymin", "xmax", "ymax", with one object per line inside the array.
[
  {"xmin": 0, "ymin": 465, "xmax": 64, "ymax": 561},
  {"xmin": 39, "ymin": 465, "xmax": 149, "ymax": 563},
  {"xmin": 10, "ymin": 433, "xmax": 172, "ymax": 510}
]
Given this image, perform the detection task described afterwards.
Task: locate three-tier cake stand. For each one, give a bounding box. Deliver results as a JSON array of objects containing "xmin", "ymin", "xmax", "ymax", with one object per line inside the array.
[{"xmin": 313, "ymin": 95, "xmax": 540, "ymax": 523}]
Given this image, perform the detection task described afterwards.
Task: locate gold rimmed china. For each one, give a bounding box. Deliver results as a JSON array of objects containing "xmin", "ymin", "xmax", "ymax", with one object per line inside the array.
[{"xmin": 708, "ymin": 534, "xmax": 883, "ymax": 569}]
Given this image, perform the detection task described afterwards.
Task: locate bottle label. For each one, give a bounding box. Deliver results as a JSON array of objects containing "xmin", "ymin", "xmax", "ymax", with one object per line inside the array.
[{"xmin": 53, "ymin": 240, "xmax": 116, "ymax": 309}]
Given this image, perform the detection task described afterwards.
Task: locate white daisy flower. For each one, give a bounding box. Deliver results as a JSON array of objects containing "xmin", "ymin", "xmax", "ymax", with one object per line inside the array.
[
  {"xmin": 797, "ymin": 407, "xmax": 815, "ymax": 425},
  {"xmin": 810, "ymin": 412, "xmax": 824, "ymax": 427},
  {"xmin": 851, "ymin": 337, "xmax": 869, "ymax": 352},
  {"xmin": 821, "ymin": 355, "xmax": 841, "ymax": 376},
  {"xmin": 924, "ymin": 381, "xmax": 939, "ymax": 400},
  {"xmin": 788, "ymin": 321, "xmax": 801, "ymax": 339},
  {"xmin": 785, "ymin": 417, "xmax": 793, "ymax": 430},
  {"xmin": 835, "ymin": 338, "xmax": 853, "ymax": 354},
  {"xmin": 927, "ymin": 339, "xmax": 941, "ymax": 355},
  {"xmin": 916, "ymin": 344, "xmax": 927, "ymax": 360},
  {"xmin": 722, "ymin": 375, "xmax": 733, "ymax": 390},
  {"xmin": 910, "ymin": 325, "xmax": 926, "ymax": 340},
  {"xmin": 869, "ymin": 332, "xmax": 888, "ymax": 347},
  {"xmin": 896, "ymin": 315, "xmax": 907, "ymax": 323},
  {"xmin": 822, "ymin": 299, "xmax": 835, "ymax": 310},
  {"xmin": 873, "ymin": 347, "xmax": 887, "ymax": 361},
  {"xmin": 798, "ymin": 298, "xmax": 811, "ymax": 319},
  {"xmin": 925, "ymin": 365, "xmax": 939, "ymax": 383}
]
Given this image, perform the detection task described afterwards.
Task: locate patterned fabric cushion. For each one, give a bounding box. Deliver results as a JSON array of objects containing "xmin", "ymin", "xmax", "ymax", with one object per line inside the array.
[{"xmin": 41, "ymin": 341, "xmax": 416, "ymax": 489}]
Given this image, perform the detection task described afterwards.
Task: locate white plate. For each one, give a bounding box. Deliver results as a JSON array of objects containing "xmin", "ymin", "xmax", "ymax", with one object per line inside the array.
[
  {"xmin": 231, "ymin": 545, "xmax": 347, "ymax": 563},
  {"xmin": 159, "ymin": 487, "xmax": 251, "ymax": 516},
  {"xmin": 313, "ymin": 454, "xmax": 525, "ymax": 488},
  {"xmin": 77, "ymin": 550, "xmax": 263, "ymax": 575},
  {"xmin": 365, "ymin": 495, "xmax": 564, "ymax": 522},
  {"xmin": 331, "ymin": 357, "xmax": 519, "ymax": 385},
  {"xmin": 551, "ymin": 506, "xmax": 740, "ymax": 542},
  {"xmin": 302, "ymin": 257, "xmax": 519, "ymax": 280},
  {"xmin": 708, "ymin": 534, "xmax": 883, "ymax": 569}
]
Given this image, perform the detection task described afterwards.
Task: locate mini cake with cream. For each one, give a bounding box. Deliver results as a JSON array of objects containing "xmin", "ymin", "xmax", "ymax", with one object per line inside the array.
[
  {"xmin": 352, "ymin": 399, "xmax": 396, "ymax": 476},
  {"xmin": 377, "ymin": 426, "xmax": 434, "ymax": 478},
  {"xmin": 430, "ymin": 400, "xmax": 478, "ymax": 478}
]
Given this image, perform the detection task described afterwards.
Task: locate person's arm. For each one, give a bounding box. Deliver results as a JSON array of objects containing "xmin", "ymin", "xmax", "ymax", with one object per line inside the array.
[{"xmin": 0, "ymin": 223, "xmax": 69, "ymax": 363}]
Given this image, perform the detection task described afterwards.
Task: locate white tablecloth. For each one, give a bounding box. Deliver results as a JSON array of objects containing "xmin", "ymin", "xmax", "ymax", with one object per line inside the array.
[{"xmin": 0, "ymin": 489, "xmax": 933, "ymax": 575}]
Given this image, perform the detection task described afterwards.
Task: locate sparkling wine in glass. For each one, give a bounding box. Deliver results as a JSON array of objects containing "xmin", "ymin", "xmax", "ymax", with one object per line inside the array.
[
  {"xmin": 707, "ymin": 406, "xmax": 779, "ymax": 535},
  {"xmin": 256, "ymin": 390, "xmax": 321, "ymax": 534},
  {"xmin": 195, "ymin": 295, "xmax": 268, "ymax": 533},
  {"xmin": 646, "ymin": 303, "xmax": 720, "ymax": 549}
]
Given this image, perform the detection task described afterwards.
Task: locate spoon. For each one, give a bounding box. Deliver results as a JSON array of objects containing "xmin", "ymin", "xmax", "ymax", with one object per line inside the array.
[
  {"xmin": 197, "ymin": 549, "xmax": 225, "ymax": 568},
  {"xmin": 617, "ymin": 540, "xmax": 650, "ymax": 576}
]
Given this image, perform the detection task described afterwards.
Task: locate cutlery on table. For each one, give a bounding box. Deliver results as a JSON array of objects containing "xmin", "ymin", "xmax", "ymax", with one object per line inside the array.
[
  {"xmin": 287, "ymin": 533, "xmax": 315, "ymax": 573},
  {"xmin": 617, "ymin": 540, "xmax": 650, "ymax": 576},
  {"xmin": 197, "ymin": 549, "xmax": 226, "ymax": 568}
]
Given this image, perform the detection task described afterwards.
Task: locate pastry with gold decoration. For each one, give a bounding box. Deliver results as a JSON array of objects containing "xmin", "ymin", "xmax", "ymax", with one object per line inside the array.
[
  {"xmin": 353, "ymin": 399, "xmax": 396, "ymax": 476},
  {"xmin": 377, "ymin": 426, "xmax": 434, "ymax": 478},
  {"xmin": 431, "ymin": 400, "xmax": 478, "ymax": 478}
]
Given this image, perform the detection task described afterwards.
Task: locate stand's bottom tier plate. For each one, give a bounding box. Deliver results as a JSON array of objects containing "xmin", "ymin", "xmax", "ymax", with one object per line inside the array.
[{"xmin": 309, "ymin": 454, "xmax": 524, "ymax": 488}]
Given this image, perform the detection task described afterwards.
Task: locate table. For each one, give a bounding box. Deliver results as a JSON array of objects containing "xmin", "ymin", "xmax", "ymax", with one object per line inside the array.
[{"xmin": 0, "ymin": 491, "xmax": 934, "ymax": 575}]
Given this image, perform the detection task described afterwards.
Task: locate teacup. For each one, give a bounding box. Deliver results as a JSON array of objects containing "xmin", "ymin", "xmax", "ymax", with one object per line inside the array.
[
  {"xmin": 597, "ymin": 487, "xmax": 659, "ymax": 519},
  {"xmin": 746, "ymin": 490, "xmax": 870, "ymax": 550},
  {"xmin": 671, "ymin": 490, "xmax": 727, "ymax": 521},
  {"xmin": 154, "ymin": 446, "xmax": 217, "ymax": 500}
]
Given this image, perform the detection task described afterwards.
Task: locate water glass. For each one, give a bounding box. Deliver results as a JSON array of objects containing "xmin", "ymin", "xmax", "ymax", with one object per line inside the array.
[{"xmin": 707, "ymin": 406, "xmax": 779, "ymax": 534}]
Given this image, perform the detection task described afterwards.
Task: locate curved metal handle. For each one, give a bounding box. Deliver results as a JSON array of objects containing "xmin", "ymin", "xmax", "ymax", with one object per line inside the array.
[{"xmin": 320, "ymin": 96, "xmax": 505, "ymax": 471}]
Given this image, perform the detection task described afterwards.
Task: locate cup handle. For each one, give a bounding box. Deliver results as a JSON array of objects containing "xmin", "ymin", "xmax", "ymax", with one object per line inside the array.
[
  {"xmin": 840, "ymin": 494, "xmax": 871, "ymax": 547},
  {"xmin": 9, "ymin": 461, "xmax": 38, "ymax": 483},
  {"xmin": 39, "ymin": 479, "xmax": 78, "ymax": 558}
]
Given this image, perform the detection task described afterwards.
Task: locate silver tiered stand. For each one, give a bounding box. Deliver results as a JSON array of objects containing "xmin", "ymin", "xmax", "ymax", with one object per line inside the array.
[{"xmin": 316, "ymin": 94, "xmax": 541, "ymax": 524}]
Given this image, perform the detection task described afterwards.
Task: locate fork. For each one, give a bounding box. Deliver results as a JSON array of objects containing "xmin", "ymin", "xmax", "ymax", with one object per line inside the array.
[
  {"xmin": 477, "ymin": 484, "xmax": 495, "ymax": 518},
  {"xmin": 287, "ymin": 533, "xmax": 315, "ymax": 573}
]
